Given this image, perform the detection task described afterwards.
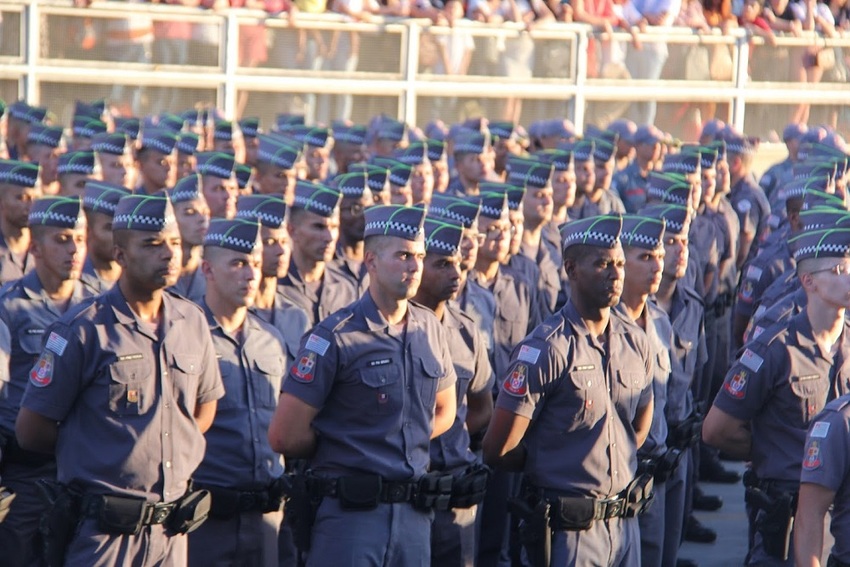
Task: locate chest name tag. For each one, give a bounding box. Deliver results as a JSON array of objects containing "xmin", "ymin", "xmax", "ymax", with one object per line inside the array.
[
  {"xmin": 26, "ymin": 328, "xmax": 45, "ymax": 335},
  {"xmin": 369, "ymin": 358, "xmax": 392, "ymax": 368},
  {"xmin": 574, "ymin": 364, "xmax": 595, "ymax": 371},
  {"xmin": 118, "ymin": 353, "xmax": 144, "ymax": 362},
  {"xmin": 796, "ymin": 374, "xmax": 820, "ymax": 382}
]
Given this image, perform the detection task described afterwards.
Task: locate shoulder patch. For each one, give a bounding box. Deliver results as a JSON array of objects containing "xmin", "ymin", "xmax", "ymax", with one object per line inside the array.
[
  {"xmin": 291, "ymin": 351, "xmax": 317, "ymax": 383},
  {"xmin": 29, "ymin": 351, "xmax": 55, "ymax": 388},
  {"xmin": 502, "ymin": 363, "xmax": 529, "ymax": 397},
  {"xmin": 517, "ymin": 345, "xmax": 540, "ymax": 364},
  {"xmin": 45, "ymin": 331, "xmax": 68, "ymax": 356},
  {"xmin": 723, "ymin": 369, "xmax": 748, "ymax": 399},
  {"xmin": 305, "ymin": 333, "xmax": 330, "ymax": 356},
  {"xmin": 810, "ymin": 421, "xmax": 830, "ymax": 439},
  {"xmin": 746, "ymin": 265, "xmax": 763, "ymax": 282},
  {"xmin": 803, "ymin": 440, "xmax": 822, "ymax": 470},
  {"xmin": 739, "ymin": 348, "xmax": 764, "ymax": 372}
]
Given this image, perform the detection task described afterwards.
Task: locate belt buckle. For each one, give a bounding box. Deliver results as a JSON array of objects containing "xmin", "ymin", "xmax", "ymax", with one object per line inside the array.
[
  {"xmin": 387, "ymin": 483, "xmax": 408, "ymax": 503},
  {"xmin": 150, "ymin": 503, "xmax": 172, "ymax": 525},
  {"xmin": 605, "ymin": 499, "xmax": 625, "ymax": 519},
  {"xmin": 238, "ymin": 492, "xmax": 258, "ymax": 511}
]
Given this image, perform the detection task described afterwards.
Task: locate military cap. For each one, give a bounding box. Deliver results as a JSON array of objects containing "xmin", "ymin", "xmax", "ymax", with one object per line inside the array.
[
  {"xmin": 426, "ymin": 139, "xmax": 446, "ymax": 162},
  {"xmin": 723, "ymin": 132, "xmax": 757, "ymax": 155},
  {"xmin": 375, "ymin": 119, "xmax": 406, "ymax": 142},
  {"xmin": 620, "ymin": 215, "xmax": 665, "ymax": 250},
  {"xmin": 292, "ymin": 180, "xmax": 341, "ymax": 217},
  {"xmin": 480, "ymin": 182, "xmax": 525, "ymax": 211},
  {"xmin": 424, "ymin": 217, "xmax": 463, "ymax": 256},
  {"xmin": 505, "ymin": 156, "xmax": 540, "ymax": 186},
  {"xmin": 196, "ymin": 151, "xmax": 235, "ymax": 179},
  {"xmin": 424, "ymin": 120, "xmax": 448, "ymax": 141},
  {"xmin": 647, "ymin": 172, "xmax": 691, "ymax": 206},
  {"xmin": 236, "ymin": 194, "xmax": 287, "ymax": 228},
  {"xmin": 27, "ymin": 124, "xmax": 64, "ymax": 148},
  {"xmin": 334, "ymin": 171, "xmax": 370, "ymax": 198},
  {"xmin": 83, "ymin": 180, "xmax": 130, "ymax": 216},
  {"xmin": 168, "ymin": 173, "xmax": 203, "ymax": 204},
  {"xmin": 478, "ymin": 192, "xmax": 510, "ymax": 220},
  {"xmin": 158, "ymin": 112, "xmax": 186, "ymax": 133},
  {"xmin": 92, "ymin": 132, "xmax": 128, "ymax": 156},
  {"xmin": 694, "ymin": 146, "xmax": 719, "ymax": 170},
  {"xmin": 633, "ymin": 124, "xmax": 664, "ymax": 146},
  {"xmin": 349, "ymin": 163, "xmax": 389, "ymax": 195},
  {"xmin": 393, "ymin": 142, "xmax": 429, "ymax": 165},
  {"xmin": 780, "ymin": 178, "xmax": 834, "ymax": 202},
  {"xmin": 28, "ymin": 197, "xmax": 86, "ymax": 229},
  {"xmin": 115, "ymin": 117, "xmax": 141, "ymax": 141},
  {"xmin": 453, "ymin": 130, "xmax": 488, "ymax": 155},
  {"xmin": 180, "ymin": 109, "xmax": 203, "ymax": 127},
  {"xmin": 176, "ymin": 132, "xmax": 200, "ymax": 155},
  {"xmin": 699, "ymin": 119, "xmax": 726, "ymax": 142},
  {"xmin": 257, "ymin": 135, "xmax": 300, "ymax": 169},
  {"xmin": 0, "ymin": 160, "xmax": 39, "ymax": 187},
  {"xmin": 428, "ymin": 194, "xmax": 480, "ymax": 229},
  {"xmin": 535, "ymin": 149, "xmax": 573, "ymax": 172},
  {"xmin": 138, "ymin": 128, "xmax": 178, "ymax": 154},
  {"xmin": 275, "ymin": 113, "xmax": 306, "ymax": 132},
  {"xmin": 564, "ymin": 139, "xmax": 594, "ymax": 162},
  {"xmin": 799, "ymin": 208, "xmax": 850, "ymax": 231},
  {"xmin": 363, "ymin": 204, "xmax": 425, "ymax": 240},
  {"xmin": 489, "ymin": 121, "xmax": 516, "ymax": 140},
  {"xmin": 8, "ymin": 101, "xmax": 46, "ymax": 124},
  {"xmin": 794, "ymin": 161, "xmax": 837, "ymax": 182},
  {"xmin": 792, "ymin": 228, "xmax": 850, "ymax": 262},
  {"xmin": 560, "ymin": 215, "xmax": 622, "ymax": 251},
  {"xmin": 592, "ymin": 139, "xmax": 616, "ymax": 163},
  {"xmin": 204, "ymin": 218, "xmax": 262, "ymax": 254},
  {"xmin": 639, "ymin": 203, "xmax": 690, "ymax": 235},
  {"xmin": 213, "ymin": 120, "xmax": 240, "ymax": 142},
  {"xmin": 72, "ymin": 116, "xmax": 107, "ymax": 139},
  {"xmin": 538, "ymin": 119, "xmax": 575, "ymax": 141},
  {"xmin": 607, "ymin": 119, "xmax": 636, "ymax": 143},
  {"xmin": 113, "ymin": 193, "xmax": 176, "ymax": 232},
  {"xmin": 304, "ymin": 127, "xmax": 332, "ymax": 149},
  {"xmin": 235, "ymin": 164, "xmax": 252, "ymax": 190},
  {"xmin": 662, "ymin": 152, "xmax": 700, "ymax": 175},
  {"xmin": 238, "ymin": 117, "xmax": 260, "ymax": 139},
  {"xmin": 802, "ymin": 189, "xmax": 847, "ymax": 211},
  {"xmin": 333, "ymin": 124, "xmax": 367, "ymax": 145},
  {"xmin": 58, "ymin": 151, "xmax": 96, "ymax": 175}
]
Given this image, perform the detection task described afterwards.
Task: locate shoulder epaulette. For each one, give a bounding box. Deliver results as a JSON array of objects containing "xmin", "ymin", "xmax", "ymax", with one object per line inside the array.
[
  {"xmin": 532, "ymin": 311, "xmax": 566, "ymax": 342},
  {"xmin": 319, "ymin": 306, "xmax": 356, "ymax": 333}
]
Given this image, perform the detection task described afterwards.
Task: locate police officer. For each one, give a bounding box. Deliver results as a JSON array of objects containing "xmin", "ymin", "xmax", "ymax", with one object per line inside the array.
[
  {"xmin": 331, "ymin": 171, "xmax": 373, "ymax": 293},
  {"xmin": 80, "ymin": 180, "xmax": 130, "ymax": 295},
  {"xmin": 236, "ymin": 193, "xmax": 309, "ymax": 365},
  {"xmin": 279, "ymin": 180, "xmax": 358, "ymax": 328},
  {"xmin": 92, "ymin": 132, "xmax": 134, "ymax": 190},
  {"xmin": 253, "ymin": 134, "xmax": 301, "ymax": 205},
  {"xmin": 195, "ymin": 151, "xmax": 238, "ymax": 220},
  {"xmin": 56, "ymin": 150, "xmax": 99, "ymax": 199},
  {"xmin": 447, "ymin": 130, "xmax": 490, "ymax": 197},
  {"xmin": 414, "ymin": 217, "xmax": 494, "ymax": 566},
  {"xmin": 0, "ymin": 196, "xmax": 92, "ymax": 566},
  {"xmin": 760, "ymin": 123, "xmax": 807, "ymax": 207},
  {"xmin": 612, "ymin": 125, "xmax": 663, "ymax": 214},
  {"xmin": 24, "ymin": 123, "xmax": 63, "ymax": 194},
  {"xmin": 239, "ymin": 117, "xmax": 261, "ymax": 168},
  {"xmin": 703, "ymin": 226, "xmax": 850, "ymax": 566},
  {"xmin": 169, "ymin": 174, "xmax": 211, "ymax": 304},
  {"xmin": 5, "ymin": 101, "xmax": 47, "ymax": 161},
  {"xmin": 176, "ymin": 132, "xmax": 200, "ymax": 182},
  {"xmin": 0, "ymin": 161, "xmax": 41, "ymax": 284},
  {"xmin": 567, "ymin": 140, "xmax": 626, "ymax": 220},
  {"xmin": 135, "ymin": 128, "xmax": 178, "ymax": 195},
  {"xmin": 330, "ymin": 123, "xmax": 367, "ymax": 176},
  {"xmin": 483, "ymin": 214, "xmax": 655, "ymax": 567},
  {"xmin": 303, "ymin": 127, "xmax": 333, "ymax": 183},
  {"xmin": 15, "ymin": 193, "xmax": 224, "ymax": 566},
  {"xmin": 795, "ymin": 394, "xmax": 850, "ymax": 566},
  {"xmin": 724, "ymin": 131, "xmax": 770, "ymax": 267},
  {"xmin": 268, "ymin": 204, "xmax": 457, "ymax": 566},
  {"xmin": 188, "ymin": 218, "xmax": 288, "ymax": 566},
  {"xmin": 394, "ymin": 142, "xmax": 435, "ymax": 205},
  {"xmin": 615, "ymin": 214, "xmax": 676, "ymax": 567}
]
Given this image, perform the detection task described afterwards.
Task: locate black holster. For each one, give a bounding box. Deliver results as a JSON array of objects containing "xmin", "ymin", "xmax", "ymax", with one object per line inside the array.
[
  {"xmin": 508, "ymin": 494, "xmax": 551, "ymax": 567},
  {"xmin": 744, "ymin": 478, "xmax": 796, "ymax": 561},
  {"xmin": 336, "ymin": 475, "xmax": 382, "ymax": 511},
  {"xmin": 667, "ymin": 414, "xmax": 703, "ymax": 450},
  {"xmin": 449, "ymin": 464, "xmax": 490, "ymax": 509},
  {"xmin": 414, "ymin": 471, "xmax": 453, "ymax": 512},
  {"xmin": 639, "ymin": 448, "xmax": 684, "ymax": 483},
  {"xmin": 287, "ymin": 475, "xmax": 321, "ymax": 557},
  {"xmin": 36, "ymin": 480, "xmax": 81, "ymax": 567},
  {"xmin": 0, "ymin": 486, "xmax": 16, "ymax": 523},
  {"xmin": 624, "ymin": 473, "xmax": 655, "ymax": 518},
  {"xmin": 168, "ymin": 489, "xmax": 211, "ymax": 534}
]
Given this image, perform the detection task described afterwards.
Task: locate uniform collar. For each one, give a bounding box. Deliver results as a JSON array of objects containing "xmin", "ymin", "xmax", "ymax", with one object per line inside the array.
[
  {"xmin": 564, "ymin": 299, "xmax": 625, "ymax": 337},
  {"xmin": 360, "ymin": 290, "xmax": 418, "ymax": 332},
  {"xmin": 20, "ymin": 270, "xmax": 88, "ymax": 306},
  {"xmin": 107, "ymin": 284, "xmax": 187, "ymax": 329},
  {"xmin": 201, "ymin": 297, "xmax": 261, "ymax": 340},
  {"xmin": 441, "ymin": 302, "xmax": 464, "ymax": 329},
  {"xmin": 792, "ymin": 309, "xmax": 850, "ymax": 362}
]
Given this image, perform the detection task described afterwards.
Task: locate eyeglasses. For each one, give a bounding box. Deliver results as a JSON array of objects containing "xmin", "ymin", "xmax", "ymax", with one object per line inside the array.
[{"xmin": 810, "ymin": 263, "xmax": 850, "ymax": 276}]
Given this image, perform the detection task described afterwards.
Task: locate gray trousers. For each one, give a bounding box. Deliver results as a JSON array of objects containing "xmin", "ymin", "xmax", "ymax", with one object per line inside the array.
[
  {"xmin": 549, "ymin": 516, "xmax": 640, "ymax": 567},
  {"xmin": 431, "ymin": 506, "xmax": 478, "ymax": 567},
  {"xmin": 64, "ymin": 518, "xmax": 186, "ymax": 567},
  {"xmin": 188, "ymin": 509, "xmax": 283, "ymax": 567},
  {"xmin": 638, "ymin": 457, "xmax": 688, "ymax": 567},
  {"xmin": 0, "ymin": 459, "xmax": 56, "ymax": 567}
]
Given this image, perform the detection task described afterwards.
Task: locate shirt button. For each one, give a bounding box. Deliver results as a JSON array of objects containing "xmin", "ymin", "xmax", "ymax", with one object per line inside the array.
[
  {"xmin": 613, "ymin": 471, "xmax": 618, "ymax": 476},
  {"xmin": 165, "ymin": 461, "xmax": 172, "ymax": 469},
  {"xmin": 165, "ymin": 403, "xmax": 170, "ymax": 409},
  {"xmin": 587, "ymin": 380, "xmax": 592, "ymax": 387},
  {"xmin": 381, "ymin": 378, "xmax": 386, "ymax": 384},
  {"xmin": 164, "ymin": 432, "xmax": 169, "ymax": 437}
]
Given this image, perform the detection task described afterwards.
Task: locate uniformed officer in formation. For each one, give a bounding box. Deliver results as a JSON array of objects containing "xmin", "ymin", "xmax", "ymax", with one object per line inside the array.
[
  {"xmin": 414, "ymin": 217, "xmax": 494, "ymax": 566},
  {"xmin": 169, "ymin": 173, "xmax": 211, "ymax": 304},
  {"xmin": 703, "ymin": 226, "xmax": 850, "ymax": 566},
  {"xmin": 188, "ymin": 218, "xmax": 289, "ymax": 566},
  {"xmin": 15, "ymin": 193, "xmax": 224, "ymax": 566},
  {"xmin": 80, "ymin": 180, "xmax": 129, "ymax": 295},
  {"xmin": 0, "ymin": 160, "xmax": 41, "ymax": 284},
  {"xmin": 0, "ymin": 195, "xmax": 93, "ymax": 566},
  {"xmin": 269, "ymin": 204, "xmax": 458, "ymax": 566},
  {"xmin": 483, "ymin": 214, "xmax": 655, "ymax": 567}
]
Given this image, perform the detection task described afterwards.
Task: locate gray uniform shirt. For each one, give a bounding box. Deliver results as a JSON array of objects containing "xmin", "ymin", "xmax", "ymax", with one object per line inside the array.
[
  {"xmin": 665, "ymin": 284, "xmax": 707, "ymax": 423},
  {"xmin": 20, "ymin": 286, "xmax": 224, "ymax": 502},
  {"xmin": 282, "ymin": 291, "xmax": 457, "ymax": 481},
  {"xmin": 0, "ymin": 233, "xmax": 34, "ymax": 285},
  {"xmin": 250, "ymin": 290, "xmax": 310, "ymax": 366},
  {"xmin": 495, "ymin": 301, "xmax": 653, "ymax": 498},
  {"xmin": 79, "ymin": 258, "xmax": 117, "ymax": 296},
  {"xmin": 568, "ymin": 190, "xmax": 627, "ymax": 220},
  {"xmin": 278, "ymin": 262, "xmax": 359, "ymax": 329}
]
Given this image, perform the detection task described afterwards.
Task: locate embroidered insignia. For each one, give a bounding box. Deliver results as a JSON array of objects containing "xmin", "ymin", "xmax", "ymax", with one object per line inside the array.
[
  {"xmin": 292, "ymin": 351, "xmax": 317, "ymax": 383},
  {"xmin": 368, "ymin": 358, "xmax": 392, "ymax": 367},
  {"xmin": 29, "ymin": 351, "xmax": 54, "ymax": 388},
  {"xmin": 127, "ymin": 389, "xmax": 139, "ymax": 404},
  {"xmin": 517, "ymin": 345, "xmax": 540, "ymax": 364},
  {"xmin": 811, "ymin": 421, "xmax": 830, "ymax": 439},
  {"xmin": 305, "ymin": 333, "xmax": 330, "ymax": 356},
  {"xmin": 740, "ymin": 349, "xmax": 764, "ymax": 372},
  {"xmin": 746, "ymin": 265, "xmax": 763, "ymax": 281},
  {"xmin": 740, "ymin": 280, "xmax": 754, "ymax": 301},
  {"xmin": 724, "ymin": 370, "xmax": 748, "ymax": 399},
  {"xmin": 803, "ymin": 440, "xmax": 822, "ymax": 470},
  {"xmin": 753, "ymin": 326, "xmax": 765, "ymax": 339},
  {"xmin": 45, "ymin": 332, "xmax": 68, "ymax": 356},
  {"xmin": 503, "ymin": 363, "xmax": 529, "ymax": 397},
  {"xmin": 118, "ymin": 353, "xmax": 144, "ymax": 362}
]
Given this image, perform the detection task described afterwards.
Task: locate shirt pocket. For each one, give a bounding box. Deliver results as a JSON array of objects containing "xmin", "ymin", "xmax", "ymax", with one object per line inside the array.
[
  {"xmin": 251, "ymin": 356, "xmax": 283, "ymax": 408},
  {"xmin": 789, "ymin": 376, "xmax": 829, "ymax": 425},
  {"xmin": 216, "ymin": 359, "xmax": 242, "ymax": 410},
  {"xmin": 17, "ymin": 329, "xmax": 45, "ymax": 355},
  {"xmin": 615, "ymin": 370, "xmax": 646, "ymax": 418},
  {"xmin": 566, "ymin": 370, "xmax": 606, "ymax": 430},
  {"xmin": 108, "ymin": 360, "xmax": 152, "ymax": 416},
  {"xmin": 358, "ymin": 364, "xmax": 402, "ymax": 414},
  {"xmin": 416, "ymin": 352, "xmax": 446, "ymax": 410},
  {"xmin": 171, "ymin": 352, "xmax": 202, "ymax": 415}
]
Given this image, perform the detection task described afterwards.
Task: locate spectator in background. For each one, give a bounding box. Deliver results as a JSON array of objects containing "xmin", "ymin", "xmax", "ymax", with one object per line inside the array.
[
  {"xmin": 430, "ymin": 0, "xmax": 475, "ymax": 120},
  {"xmin": 152, "ymin": 0, "xmax": 197, "ymax": 114},
  {"xmin": 624, "ymin": 0, "xmax": 682, "ymax": 125},
  {"xmin": 104, "ymin": 0, "xmax": 154, "ymax": 115},
  {"xmin": 738, "ymin": 0, "xmax": 777, "ymax": 46}
]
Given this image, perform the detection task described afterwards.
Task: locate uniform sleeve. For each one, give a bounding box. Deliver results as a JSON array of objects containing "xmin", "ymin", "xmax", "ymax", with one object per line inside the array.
[
  {"xmin": 436, "ymin": 325, "xmax": 457, "ymax": 393},
  {"xmin": 281, "ymin": 325, "xmax": 339, "ymax": 409},
  {"xmin": 495, "ymin": 338, "xmax": 563, "ymax": 421},
  {"xmin": 712, "ymin": 343, "xmax": 777, "ymax": 421},
  {"xmin": 735, "ymin": 261, "xmax": 767, "ymax": 317},
  {"xmin": 20, "ymin": 322, "xmax": 87, "ymax": 422},
  {"xmin": 467, "ymin": 325, "xmax": 495, "ymax": 396},
  {"xmin": 196, "ymin": 321, "xmax": 225, "ymax": 404},
  {"xmin": 638, "ymin": 339, "xmax": 655, "ymax": 410},
  {"xmin": 800, "ymin": 411, "xmax": 849, "ymax": 491}
]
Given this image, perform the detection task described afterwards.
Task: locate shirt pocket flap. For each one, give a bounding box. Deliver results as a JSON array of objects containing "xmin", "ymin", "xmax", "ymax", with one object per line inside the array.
[
  {"xmin": 417, "ymin": 354, "xmax": 446, "ymax": 379},
  {"xmin": 617, "ymin": 370, "xmax": 646, "ymax": 390},
  {"xmin": 358, "ymin": 366, "xmax": 400, "ymax": 388},
  {"xmin": 172, "ymin": 352, "xmax": 202, "ymax": 375},
  {"xmin": 253, "ymin": 356, "xmax": 283, "ymax": 377},
  {"xmin": 110, "ymin": 360, "xmax": 150, "ymax": 384}
]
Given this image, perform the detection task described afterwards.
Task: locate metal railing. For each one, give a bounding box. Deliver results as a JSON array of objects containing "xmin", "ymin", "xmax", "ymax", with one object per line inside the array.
[{"xmin": 0, "ymin": 0, "xmax": 848, "ymax": 138}]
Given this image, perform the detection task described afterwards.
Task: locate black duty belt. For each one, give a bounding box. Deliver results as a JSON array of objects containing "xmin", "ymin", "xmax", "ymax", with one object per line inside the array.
[
  {"xmin": 81, "ymin": 494, "xmax": 176, "ymax": 526},
  {"xmin": 311, "ymin": 476, "xmax": 416, "ymax": 504}
]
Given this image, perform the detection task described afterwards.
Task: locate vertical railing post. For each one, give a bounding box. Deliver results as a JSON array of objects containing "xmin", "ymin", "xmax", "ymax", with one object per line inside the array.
[
  {"xmin": 573, "ymin": 27, "xmax": 588, "ymax": 135},
  {"xmin": 221, "ymin": 10, "xmax": 239, "ymax": 119},
  {"xmin": 401, "ymin": 21, "xmax": 420, "ymax": 126},
  {"xmin": 731, "ymin": 33, "xmax": 749, "ymax": 132},
  {"xmin": 23, "ymin": 0, "xmax": 40, "ymax": 103}
]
